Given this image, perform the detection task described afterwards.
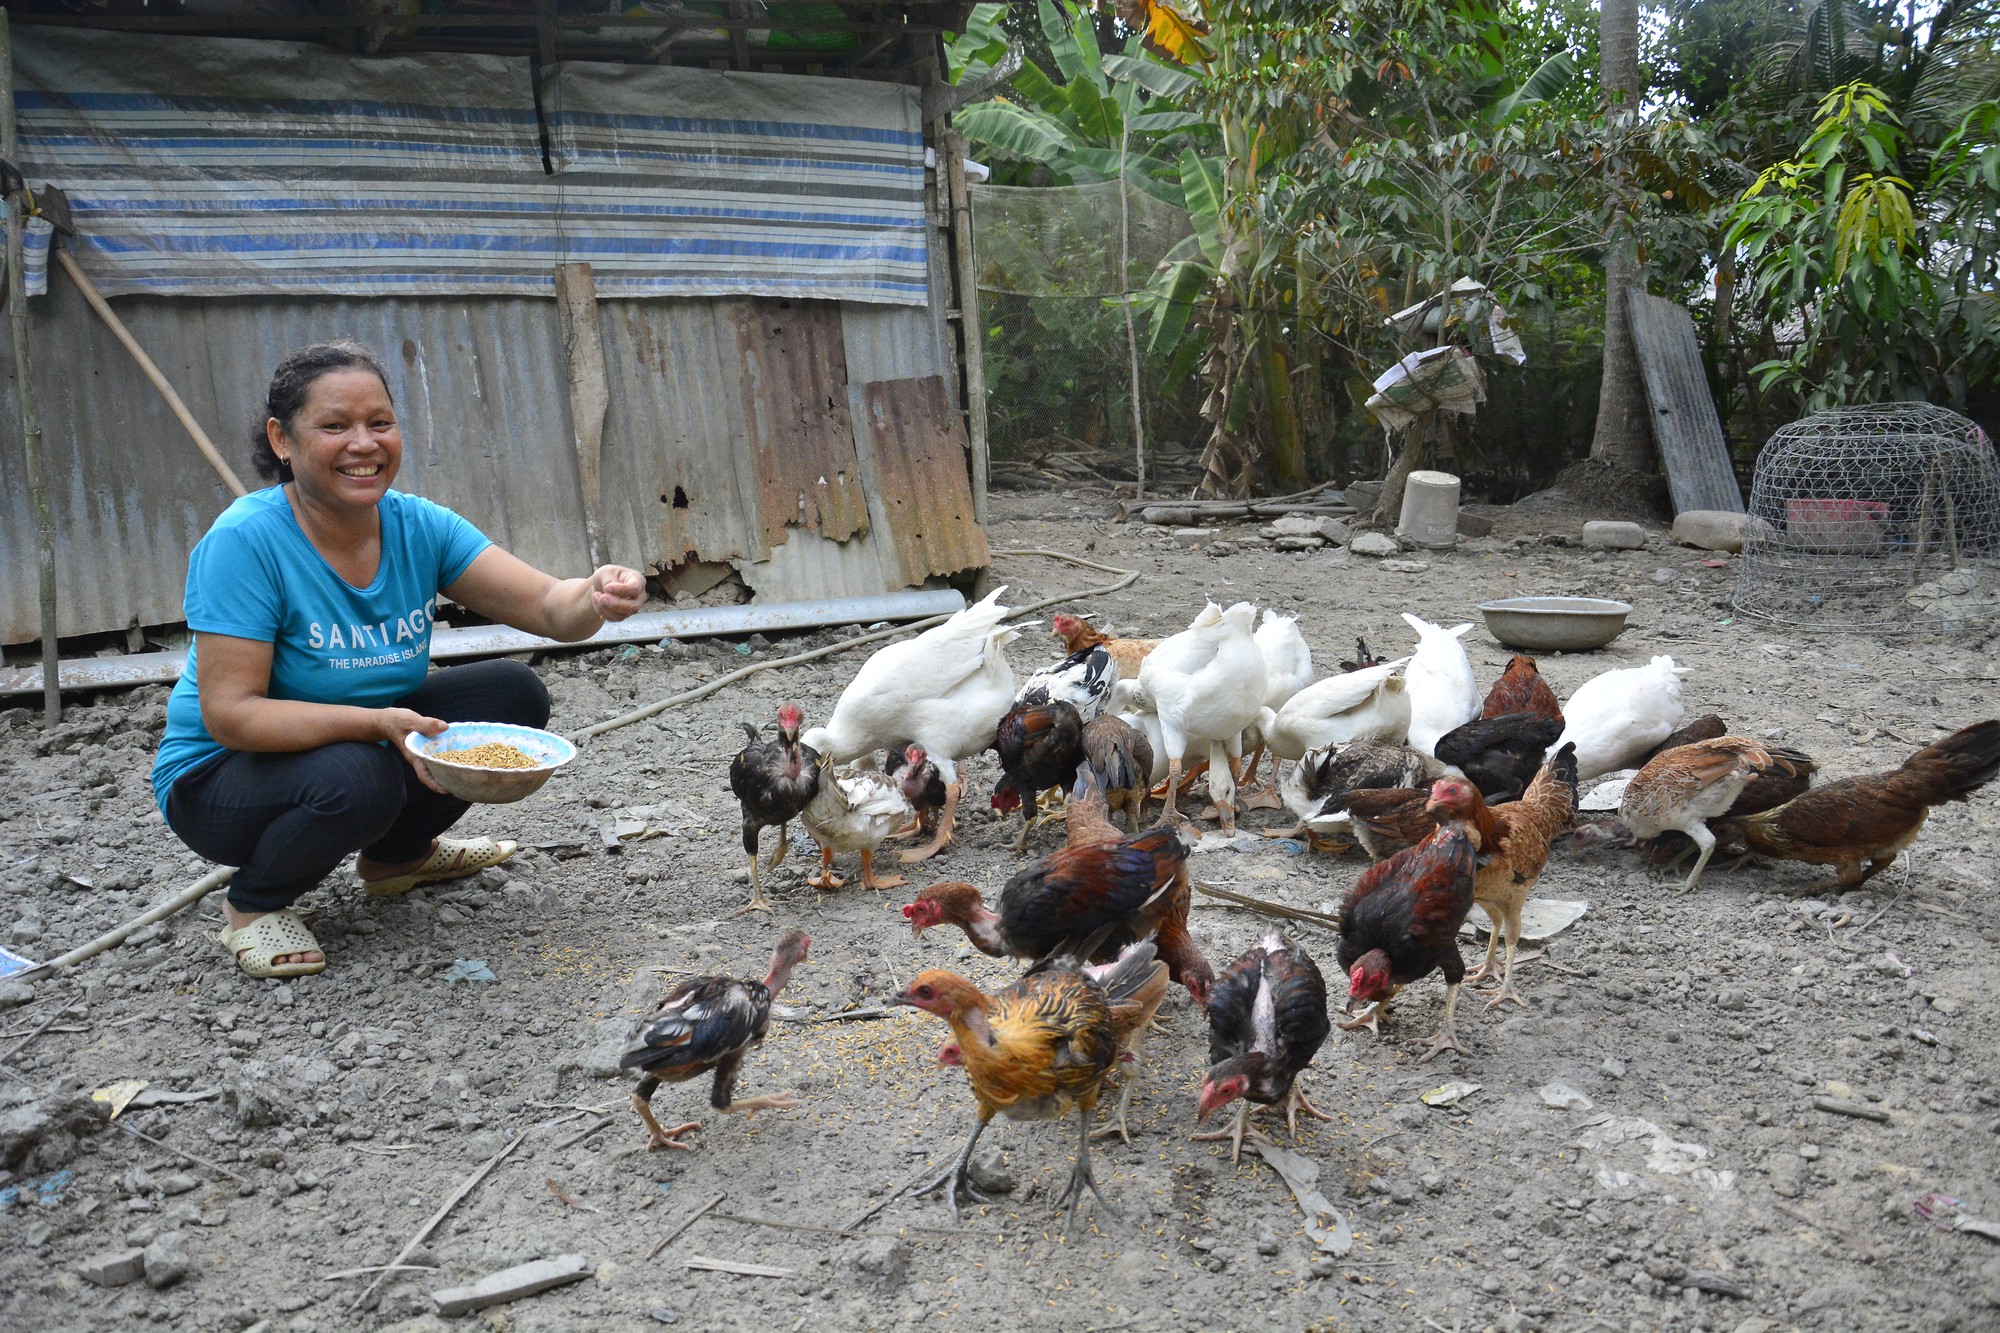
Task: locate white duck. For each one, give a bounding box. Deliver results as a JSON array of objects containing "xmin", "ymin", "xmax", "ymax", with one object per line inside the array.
[
  {"xmin": 1137, "ymin": 601, "xmax": 1267, "ymax": 833},
  {"xmin": 801, "ymin": 757, "xmax": 914, "ymax": 892},
  {"xmin": 1401, "ymin": 612, "xmax": 1480, "ymax": 756},
  {"xmin": 1238, "ymin": 610, "xmax": 1316, "ymax": 807},
  {"xmin": 1552, "ymin": 655, "xmax": 1691, "ymax": 780},
  {"xmin": 1255, "ymin": 657, "xmax": 1414, "ymax": 760},
  {"xmin": 803, "ymin": 586, "xmax": 1020, "ymax": 862}
]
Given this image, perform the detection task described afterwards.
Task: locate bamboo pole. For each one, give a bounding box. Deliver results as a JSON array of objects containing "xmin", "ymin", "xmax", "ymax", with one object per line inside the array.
[
  {"xmin": 1, "ymin": 12, "xmax": 60, "ymax": 726},
  {"xmin": 940, "ymin": 131, "xmax": 989, "ymax": 528},
  {"xmin": 49, "ymin": 248, "xmax": 247, "ymax": 498},
  {"xmin": 14, "ymin": 866, "xmax": 235, "ymax": 982}
]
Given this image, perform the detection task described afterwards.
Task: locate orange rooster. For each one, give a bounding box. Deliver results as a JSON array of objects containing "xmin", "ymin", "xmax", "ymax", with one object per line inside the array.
[
  {"xmin": 896, "ymin": 939, "xmax": 1163, "ymax": 1228},
  {"xmin": 1428, "ymin": 747, "xmax": 1578, "ymax": 1010},
  {"xmin": 1051, "ymin": 612, "xmax": 1160, "ymax": 681},
  {"xmin": 1335, "ymin": 783, "xmax": 1480, "ymax": 1062},
  {"xmin": 1480, "ymin": 654, "xmax": 1563, "ymax": 721},
  {"xmin": 1715, "ymin": 720, "xmax": 2000, "ymax": 890}
]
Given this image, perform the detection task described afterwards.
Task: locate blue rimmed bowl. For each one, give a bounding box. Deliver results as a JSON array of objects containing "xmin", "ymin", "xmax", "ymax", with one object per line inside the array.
[{"xmin": 404, "ymin": 722, "xmax": 576, "ymax": 804}]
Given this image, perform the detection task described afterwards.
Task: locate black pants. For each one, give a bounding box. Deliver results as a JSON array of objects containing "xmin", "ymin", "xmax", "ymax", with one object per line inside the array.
[{"xmin": 165, "ymin": 659, "xmax": 550, "ymax": 913}]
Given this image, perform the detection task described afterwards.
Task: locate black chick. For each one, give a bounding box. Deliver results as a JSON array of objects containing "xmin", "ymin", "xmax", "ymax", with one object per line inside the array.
[
  {"xmin": 727, "ymin": 702, "xmax": 820, "ymax": 913},
  {"xmin": 1338, "ymin": 637, "xmax": 1384, "ymax": 672},
  {"xmin": 1194, "ymin": 928, "xmax": 1333, "ymax": 1162},
  {"xmin": 886, "ymin": 741, "xmax": 949, "ymax": 837},
  {"xmin": 1434, "ymin": 713, "xmax": 1566, "ymax": 803},
  {"xmin": 991, "ymin": 699, "xmax": 1086, "ymax": 851},
  {"xmin": 622, "ymin": 929, "xmax": 811, "ymax": 1152}
]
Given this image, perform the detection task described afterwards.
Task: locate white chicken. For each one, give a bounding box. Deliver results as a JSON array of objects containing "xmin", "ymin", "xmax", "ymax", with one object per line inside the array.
[
  {"xmin": 1255, "ymin": 657, "xmax": 1414, "ymax": 760},
  {"xmin": 1553, "ymin": 655, "xmax": 1692, "ymax": 781},
  {"xmin": 1108, "ymin": 677, "xmax": 1170, "ymax": 787},
  {"xmin": 801, "ymin": 756, "xmax": 914, "ymax": 892},
  {"xmin": 1239, "ymin": 611, "xmax": 1316, "ymax": 808},
  {"xmin": 1401, "ymin": 613, "xmax": 1480, "ymax": 756},
  {"xmin": 1017, "ymin": 643, "xmax": 1118, "ymax": 721},
  {"xmin": 1137, "ymin": 601, "xmax": 1267, "ymax": 832},
  {"xmin": 802, "ymin": 586, "xmax": 1020, "ymax": 862}
]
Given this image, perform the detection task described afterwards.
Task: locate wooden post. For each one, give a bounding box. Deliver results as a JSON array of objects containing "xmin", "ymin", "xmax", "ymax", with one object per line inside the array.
[
  {"xmin": 555, "ymin": 262, "xmax": 608, "ymax": 570},
  {"xmin": 1, "ymin": 12, "xmax": 59, "ymax": 726},
  {"xmin": 940, "ymin": 130, "xmax": 989, "ymax": 527}
]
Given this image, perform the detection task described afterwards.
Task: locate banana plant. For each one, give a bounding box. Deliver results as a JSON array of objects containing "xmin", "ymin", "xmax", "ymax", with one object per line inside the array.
[{"xmin": 946, "ymin": 0, "xmax": 1214, "ymax": 205}]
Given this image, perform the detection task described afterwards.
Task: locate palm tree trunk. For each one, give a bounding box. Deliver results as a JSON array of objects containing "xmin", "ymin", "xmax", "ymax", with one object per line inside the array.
[{"xmin": 1590, "ymin": 0, "xmax": 1653, "ymax": 472}]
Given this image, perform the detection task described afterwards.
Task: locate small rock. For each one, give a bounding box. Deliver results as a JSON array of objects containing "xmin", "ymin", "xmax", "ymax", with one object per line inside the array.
[
  {"xmin": 1203, "ymin": 541, "xmax": 1236, "ymax": 558},
  {"xmin": 1538, "ymin": 1082, "xmax": 1593, "ymax": 1111},
  {"xmin": 1272, "ymin": 536, "xmax": 1324, "ymax": 553},
  {"xmin": 1600, "ymin": 1057, "xmax": 1626, "ymax": 1079},
  {"xmin": 1350, "ymin": 532, "xmax": 1400, "ymax": 558},
  {"xmin": 1651, "ymin": 568, "xmax": 1675, "ymax": 584},
  {"xmin": 1480, "ymin": 1274, "xmax": 1502, "ymax": 1293},
  {"xmin": 1798, "ymin": 1143, "xmax": 1820, "ymax": 1161},
  {"xmin": 1673, "ymin": 509, "xmax": 1748, "ymax": 553},
  {"xmin": 1171, "ymin": 527, "xmax": 1207, "ymax": 548},
  {"xmin": 1643, "ymin": 1254, "xmax": 1688, "ymax": 1282},
  {"xmin": 1716, "ymin": 989, "xmax": 1748, "ymax": 1011},
  {"xmin": 1255, "ymin": 1227, "xmax": 1280, "ymax": 1256},
  {"xmin": 1582, "ymin": 520, "xmax": 1647, "ymax": 550},
  {"xmin": 1378, "ymin": 559, "xmax": 1431, "ymax": 574},
  {"xmin": 0, "ymin": 982, "xmax": 34, "ymax": 1012},
  {"xmin": 849, "ymin": 1236, "xmax": 910, "ymax": 1290},
  {"xmin": 143, "ymin": 1231, "xmax": 191, "ymax": 1289},
  {"xmin": 965, "ymin": 1150, "xmax": 1015, "ymax": 1195},
  {"xmin": 1309, "ymin": 1256, "xmax": 1337, "ymax": 1279},
  {"xmin": 157, "ymin": 1173, "xmax": 199, "ymax": 1197},
  {"xmin": 9, "ymin": 917, "xmax": 43, "ymax": 946},
  {"xmin": 78, "ymin": 1247, "xmax": 147, "ymax": 1288},
  {"xmin": 1388, "ymin": 1180, "xmax": 1416, "ymax": 1205},
  {"xmin": 1420, "ymin": 1172, "xmax": 1445, "ymax": 1195},
  {"xmin": 1932, "ymin": 997, "xmax": 1960, "ymax": 1015}
]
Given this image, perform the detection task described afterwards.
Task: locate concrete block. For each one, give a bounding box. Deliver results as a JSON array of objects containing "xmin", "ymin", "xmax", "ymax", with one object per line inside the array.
[
  {"xmin": 1582, "ymin": 520, "xmax": 1647, "ymax": 550},
  {"xmin": 1672, "ymin": 509, "xmax": 1748, "ymax": 553},
  {"xmin": 1170, "ymin": 527, "xmax": 1208, "ymax": 548},
  {"xmin": 1350, "ymin": 532, "xmax": 1399, "ymax": 558},
  {"xmin": 78, "ymin": 1248, "xmax": 147, "ymax": 1288},
  {"xmin": 1456, "ymin": 510, "xmax": 1495, "ymax": 538},
  {"xmin": 432, "ymin": 1255, "xmax": 593, "ymax": 1316}
]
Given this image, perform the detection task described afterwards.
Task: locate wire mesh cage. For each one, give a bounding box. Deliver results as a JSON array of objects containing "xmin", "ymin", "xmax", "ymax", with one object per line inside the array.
[{"xmin": 1734, "ymin": 404, "xmax": 2000, "ymax": 631}]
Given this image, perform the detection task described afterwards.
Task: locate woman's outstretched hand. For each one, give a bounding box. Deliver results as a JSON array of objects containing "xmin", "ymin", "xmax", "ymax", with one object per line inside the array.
[
  {"xmin": 589, "ymin": 565, "xmax": 647, "ymax": 623},
  {"xmin": 384, "ymin": 708, "xmax": 450, "ymax": 794}
]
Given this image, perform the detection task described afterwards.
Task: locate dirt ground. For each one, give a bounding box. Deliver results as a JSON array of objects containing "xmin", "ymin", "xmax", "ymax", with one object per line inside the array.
[{"xmin": 4, "ymin": 483, "xmax": 2000, "ymax": 1333}]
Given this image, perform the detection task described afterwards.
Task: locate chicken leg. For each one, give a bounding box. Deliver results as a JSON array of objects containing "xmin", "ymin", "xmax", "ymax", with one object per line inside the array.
[
  {"xmin": 1416, "ymin": 982, "xmax": 1468, "ymax": 1064},
  {"xmin": 1237, "ymin": 745, "xmax": 1285, "ymax": 811},
  {"xmin": 1206, "ymin": 740, "xmax": 1245, "ymax": 834},
  {"xmin": 1092, "ymin": 1043, "xmax": 1147, "ymax": 1144},
  {"xmin": 736, "ymin": 850, "xmax": 773, "ymax": 916},
  {"xmin": 1190, "ymin": 1101, "xmax": 1260, "ymax": 1164},
  {"xmin": 630, "ymin": 1086, "xmax": 699, "ymax": 1152},
  {"xmin": 925, "ymin": 1113, "xmax": 995, "ymax": 1222},
  {"xmin": 1056, "ymin": 1105, "xmax": 1121, "ymax": 1234},
  {"xmin": 1280, "ymin": 1079, "xmax": 1335, "ymax": 1137},
  {"xmin": 717, "ymin": 1091, "xmax": 800, "ymax": 1118},
  {"xmin": 901, "ymin": 780, "xmax": 960, "ymax": 864},
  {"xmin": 858, "ymin": 849, "xmax": 907, "ymax": 892},
  {"xmin": 1677, "ymin": 823, "xmax": 1721, "ymax": 893},
  {"xmin": 807, "ymin": 846, "xmax": 845, "ymax": 890},
  {"xmin": 1466, "ymin": 904, "xmax": 1527, "ymax": 1011}
]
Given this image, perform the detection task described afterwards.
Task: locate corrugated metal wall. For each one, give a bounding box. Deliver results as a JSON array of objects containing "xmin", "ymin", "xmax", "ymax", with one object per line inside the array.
[{"xmin": 0, "ymin": 277, "xmax": 981, "ymax": 643}]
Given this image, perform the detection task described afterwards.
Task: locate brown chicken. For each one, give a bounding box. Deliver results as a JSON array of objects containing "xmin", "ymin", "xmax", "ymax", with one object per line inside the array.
[
  {"xmin": 1335, "ymin": 783, "xmax": 1480, "ymax": 1062},
  {"xmin": 1064, "ymin": 767, "xmax": 1124, "ymax": 848},
  {"xmin": 991, "ymin": 700, "xmax": 1087, "ymax": 852},
  {"xmin": 620, "ymin": 930, "xmax": 810, "ymax": 1151},
  {"xmin": 1620, "ymin": 737, "xmax": 1790, "ymax": 890},
  {"xmin": 1481, "ymin": 655, "xmax": 1563, "ymax": 722},
  {"xmin": 1080, "ymin": 713, "xmax": 1154, "ymax": 833},
  {"xmin": 1643, "ymin": 714, "xmax": 1728, "ymax": 765},
  {"xmin": 1051, "ymin": 612, "xmax": 1160, "ymax": 681},
  {"xmin": 902, "ymin": 823, "xmax": 1214, "ymax": 1003},
  {"xmin": 1337, "ymin": 786, "xmax": 1438, "ymax": 861},
  {"xmin": 1714, "ymin": 720, "xmax": 2000, "ymax": 890},
  {"xmin": 896, "ymin": 939, "xmax": 1164, "ymax": 1228},
  {"xmin": 1429, "ymin": 747, "xmax": 1578, "ymax": 1010}
]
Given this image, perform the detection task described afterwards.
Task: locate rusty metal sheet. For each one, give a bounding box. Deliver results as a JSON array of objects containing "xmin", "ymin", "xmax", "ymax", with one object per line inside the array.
[
  {"xmin": 852, "ymin": 375, "xmax": 990, "ymax": 585},
  {"xmin": 734, "ymin": 299, "xmax": 870, "ymax": 549}
]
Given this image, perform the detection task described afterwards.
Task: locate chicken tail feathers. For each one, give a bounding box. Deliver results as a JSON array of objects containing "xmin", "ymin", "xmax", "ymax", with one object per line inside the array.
[
  {"xmin": 1546, "ymin": 741, "xmax": 1580, "ymax": 804},
  {"xmin": 1086, "ymin": 939, "xmax": 1162, "ymax": 1004},
  {"xmin": 1899, "ymin": 719, "xmax": 2000, "ymax": 805}
]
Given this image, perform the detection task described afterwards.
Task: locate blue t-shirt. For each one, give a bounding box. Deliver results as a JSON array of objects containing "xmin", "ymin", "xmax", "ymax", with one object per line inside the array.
[{"xmin": 150, "ymin": 486, "xmax": 491, "ymax": 810}]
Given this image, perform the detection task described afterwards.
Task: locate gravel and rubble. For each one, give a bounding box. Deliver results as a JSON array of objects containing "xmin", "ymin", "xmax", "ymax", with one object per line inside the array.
[{"xmin": 2, "ymin": 484, "xmax": 1999, "ymax": 1331}]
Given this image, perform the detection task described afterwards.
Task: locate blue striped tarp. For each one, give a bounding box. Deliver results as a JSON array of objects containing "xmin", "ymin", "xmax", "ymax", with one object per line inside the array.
[{"xmin": 13, "ymin": 29, "xmax": 928, "ymax": 305}]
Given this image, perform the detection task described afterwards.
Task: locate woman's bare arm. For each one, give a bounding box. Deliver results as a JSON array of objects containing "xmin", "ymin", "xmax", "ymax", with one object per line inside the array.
[{"xmin": 443, "ymin": 546, "xmax": 645, "ymax": 643}]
